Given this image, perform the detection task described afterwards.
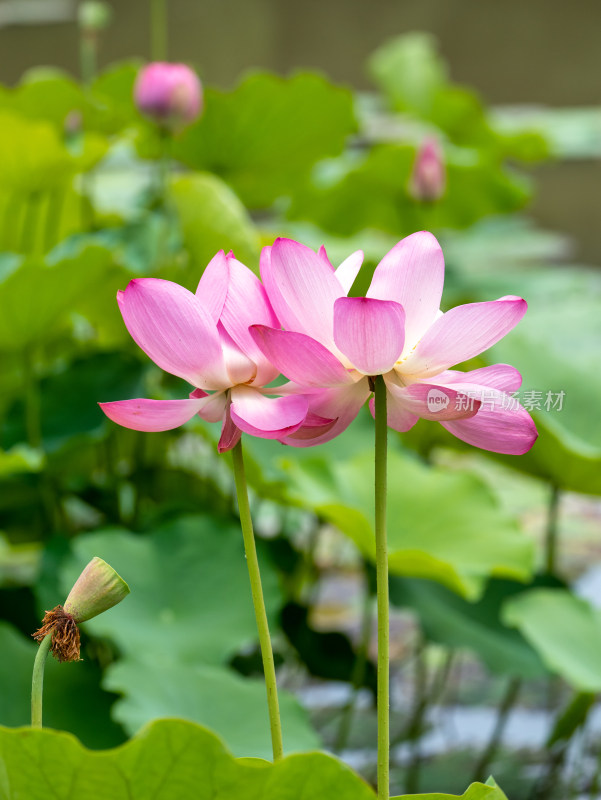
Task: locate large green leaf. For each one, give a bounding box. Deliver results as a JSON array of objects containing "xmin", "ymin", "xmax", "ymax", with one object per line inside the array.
[
  {"xmin": 421, "ymin": 260, "xmax": 601, "ymax": 495},
  {"xmin": 392, "ymin": 779, "xmax": 508, "ymax": 800},
  {"xmin": 89, "ymin": 61, "xmax": 141, "ymax": 134},
  {"xmin": 104, "ymin": 657, "xmax": 320, "ymax": 758},
  {"xmin": 0, "ymin": 622, "xmax": 124, "ymax": 749},
  {"xmin": 485, "ymin": 266, "xmax": 601, "ymax": 492},
  {"xmin": 0, "ymin": 719, "xmax": 375, "ymax": 799},
  {"xmin": 277, "ymin": 444, "xmax": 533, "ymax": 599},
  {"xmin": 0, "ymin": 245, "xmax": 115, "ymax": 350},
  {"xmin": 0, "ymin": 112, "xmax": 76, "ymax": 193},
  {"xmin": 1, "ymin": 351, "xmax": 146, "ymax": 453},
  {"xmin": 287, "ymin": 144, "xmax": 530, "ymax": 238},
  {"xmin": 169, "ymin": 172, "xmax": 260, "ymax": 272},
  {"xmin": 0, "ymin": 719, "xmax": 504, "ymax": 799},
  {"xmin": 368, "ymin": 33, "xmax": 547, "ymax": 161},
  {"xmin": 55, "ymin": 515, "xmax": 282, "ymax": 665},
  {"xmin": 0, "ymin": 69, "xmax": 86, "ymax": 129},
  {"xmin": 171, "ymin": 71, "xmax": 357, "ymax": 208},
  {"xmin": 503, "ymin": 589, "xmax": 601, "ymax": 691},
  {"xmin": 0, "ymin": 446, "xmax": 43, "ymax": 477},
  {"xmin": 389, "ymin": 577, "xmax": 548, "ymax": 679}
]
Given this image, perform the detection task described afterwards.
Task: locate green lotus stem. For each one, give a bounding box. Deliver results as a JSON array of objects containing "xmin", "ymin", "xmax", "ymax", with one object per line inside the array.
[
  {"xmin": 231, "ymin": 439, "xmax": 284, "ymax": 761},
  {"xmin": 151, "ymin": 0, "xmax": 168, "ymax": 60},
  {"xmin": 31, "ymin": 634, "xmax": 52, "ymax": 727},
  {"xmin": 405, "ymin": 633, "xmax": 429, "ymax": 793},
  {"xmin": 374, "ymin": 375, "xmax": 389, "ymax": 800},
  {"xmin": 471, "ymin": 675, "xmax": 521, "ymax": 782},
  {"xmin": 545, "ymin": 485, "xmax": 560, "ymax": 574},
  {"xmin": 20, "ymin": 191, "xmax": 41, "ymax": 254},
  {"xmin": 334, "ymin": 563, "xmax": 374, "ymax": 753},
  {"xmin": 23, "ymin": 348, "xmax": 42, "ymax": 450}
]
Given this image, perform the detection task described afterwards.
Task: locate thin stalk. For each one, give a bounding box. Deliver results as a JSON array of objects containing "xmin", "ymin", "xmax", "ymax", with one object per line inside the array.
[
  {"xmin": 404, "ymin": 633, "xmax": 429, "ymax": 794},
  {"xmin": 430, "ymin": 649, "xmax": 455, "ymax": 708},
  {"xmin": 154, "ymin": 127, "xmax": 172, "ymax": 267},
  {"xmin": 334, "ymin": 565, "xmax": 374, "ymax": 753},
  {"xmin": 23, "ymin": 349, "xmax": 41, "ymax": 450},
  {"xmin": 231, "ymin": 440, "xmax": 283, "ymax": 761},
  {"xmin": 31, "ymin": 634, "xmax": 52, "ymax": 727},
  {"xmin": 20, "ymin": 192, "xmax": 41, "ymax": 254},
  {"xmin": 374, "ymin": 375, "xmax": 389, "ymax": 800},
  {"xmin": 151, "ymin": 0, "xmax": 168, "ymax": 60},
  {"xmin": 471, "ymin": 676, "xmax": 521, "ymax": 783},
  {"xmin": 545, "ymin": 485, "xmax": 560, "ymax": 574},
  {"xmin": 43, "ymin": 185, "xmax": 66, "ymax": 253}
]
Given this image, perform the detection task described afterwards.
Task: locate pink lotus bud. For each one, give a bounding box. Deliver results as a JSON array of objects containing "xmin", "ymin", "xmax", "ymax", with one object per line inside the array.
[
  {"xmin": 64, "ymin": 110, "xmax": 83, "ymax": 138},
  {"xmin": 409, "ymin": 137, "xmax": 446, "ymax": 202},
  {"xmin": 134, "ymin": 62, "xmax": 203, "ymax": 129}
]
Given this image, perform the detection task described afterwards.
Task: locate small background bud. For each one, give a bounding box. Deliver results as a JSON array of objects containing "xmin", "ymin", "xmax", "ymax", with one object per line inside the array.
[
  {"xmin": 408, "ymin": 137, "xmax": 447, "ymax": 202},
  {"xmin": 64, "ymin": 109, "xmax": 83, "ymax": 138},
  {"xmin": 134, "ymin": 62, "xmax": 203, "ymax": 129},
  {"xmin": 77, "ymin": 1, "xmax": 112, "ymax": 33},
  {"xmin": 63, "ymin": 556, "xmax": 129, "ymax": 623}
]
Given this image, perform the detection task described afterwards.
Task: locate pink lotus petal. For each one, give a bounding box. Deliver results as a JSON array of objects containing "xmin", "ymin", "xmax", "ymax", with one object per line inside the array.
[
  {"xmin": 385, "ymin": 381, "xmax": 481, "ymax": 421},
  {"xmin": 190, "ymin": 388, "xmax": 228, "ymax": 423},
  {"xmin": 219, "ymin": 256, "xmax": 280, "ymax": 385},
  {"xmin": 261, "ymin": 239, "xmax": 344, "ymax": 351},
  {"xmin": 218, "ymin": 323, "xmax": 257, "ymax": 386},
  {"xmin": 281, "ymin": 380, "xmax": 371, "ymax": 447},
  {"xmin": 403, "ymin": 296, "xmax": 527, "ymax": 378},
  {"xmin": 367, "ymin": 232, "xmax": 444, "ymax": 349},
  {"xmin": 368, "ymin": 385, "xmax": 419, "ymax": 433},
  {"xmin": 335, "ymin": 250, "xmax": 364, "ymax": 294},
  {"xmin": 195, "ymin": 250, "xmax": 229, "ymax": 323},
  {"xmin": 118, "ymin": 278, "xmax": 227, "ymax": 390},
  {"xmin": 284, "ymin": 411, "xmax": 338, "ymax": 441},
  {"xmin": 230, "ymin": 385, "xmax": 308, "ymax": 438},
  {"xmin": 218, "ymin": 401, "xmax": 242, "ymax": 453},
  {"xmin": 438, "ymin": 386, "xmax": 538, "ymax": 454},
  {"xmin": 318, "ymin": 245, "xmax": 334, "ymax": 270},
  {"xmin": 434, "ymin": 364, "xmax": 523, "ymax": 394},
  {"xmin": 333, "ymin": 297, "xmax": 405, "ymax": 375},
  {"xmin": 99, "ymin": 397, "xmax": 206, "ymax": 432},
  {"xmin": 250, "ymin": 325, "xmax": 355, "ymax": 387}
]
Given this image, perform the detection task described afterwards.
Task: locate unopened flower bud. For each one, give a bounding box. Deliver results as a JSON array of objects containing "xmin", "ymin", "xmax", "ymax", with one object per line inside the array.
[
  {"xmin": 409, "ymin": 137, "xmax": 446, "ymax": 202},
  {"xmin": 78, "ymin": 1, "xmax": 112, "ymax": 33},
  {"xmin": 134, "ymin": 62, "xmax": 203, "ymax": 129},
  {"xmin": 33, "ymin": 557, "xmax": 129, "ymax": 662},
  {"xmin": 64, "ymin": 109, "xmax": 83, "ymax": 138}
]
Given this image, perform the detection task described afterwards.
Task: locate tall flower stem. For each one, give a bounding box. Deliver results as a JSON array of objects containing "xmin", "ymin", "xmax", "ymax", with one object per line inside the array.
[
  {"xmin": 334, "ymin": 563, "xmax": 374, "ymax": 753},
  {"xmin": 31, "ymin": 634, "xmax": 52, "ymax": 727},
  {"xmin": 545, "ymin": 485, "xmax": 560, "ymax": 574},
  {"xmin": 151, "ymin": 0, "xmax": 168, "ymax": 61},
  {"xmin": 231, "ymin": 439, "xmax": 283, "ymax": 761},
  {"xmin": 471, "ymin": 675, "xmax": 521, "ymax": 783},
  {"xmin": 374, "ymin": 374, "xmax": 389, "ymax": 800}
]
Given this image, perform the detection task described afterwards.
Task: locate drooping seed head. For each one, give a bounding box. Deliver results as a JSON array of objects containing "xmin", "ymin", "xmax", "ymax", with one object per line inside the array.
[{"xmin": 63, "ymin": 556, "xmax": 130, "ymax": 623}]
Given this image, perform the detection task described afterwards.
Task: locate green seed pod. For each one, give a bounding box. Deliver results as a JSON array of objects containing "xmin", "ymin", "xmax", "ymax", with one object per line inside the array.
[{"xmin": 63, "ymin": 557, "xmax": 129, "ymax": 623}]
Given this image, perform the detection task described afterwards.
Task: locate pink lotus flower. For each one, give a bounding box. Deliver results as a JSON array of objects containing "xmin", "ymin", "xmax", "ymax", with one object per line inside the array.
[
  {"xmin": 99, "ymin": 252, "xmax": 332, "ymax": 452},
  {"xmin": 250, "ymin": 232, "xmax": 538, "ymax": 455},
  {"xmin": 409, "ymin": 137, "xmax": 446, "ymax": 202},
  {"xmin": 134, "ymin": 62, "xmax": 203, "ymax": 128}
]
